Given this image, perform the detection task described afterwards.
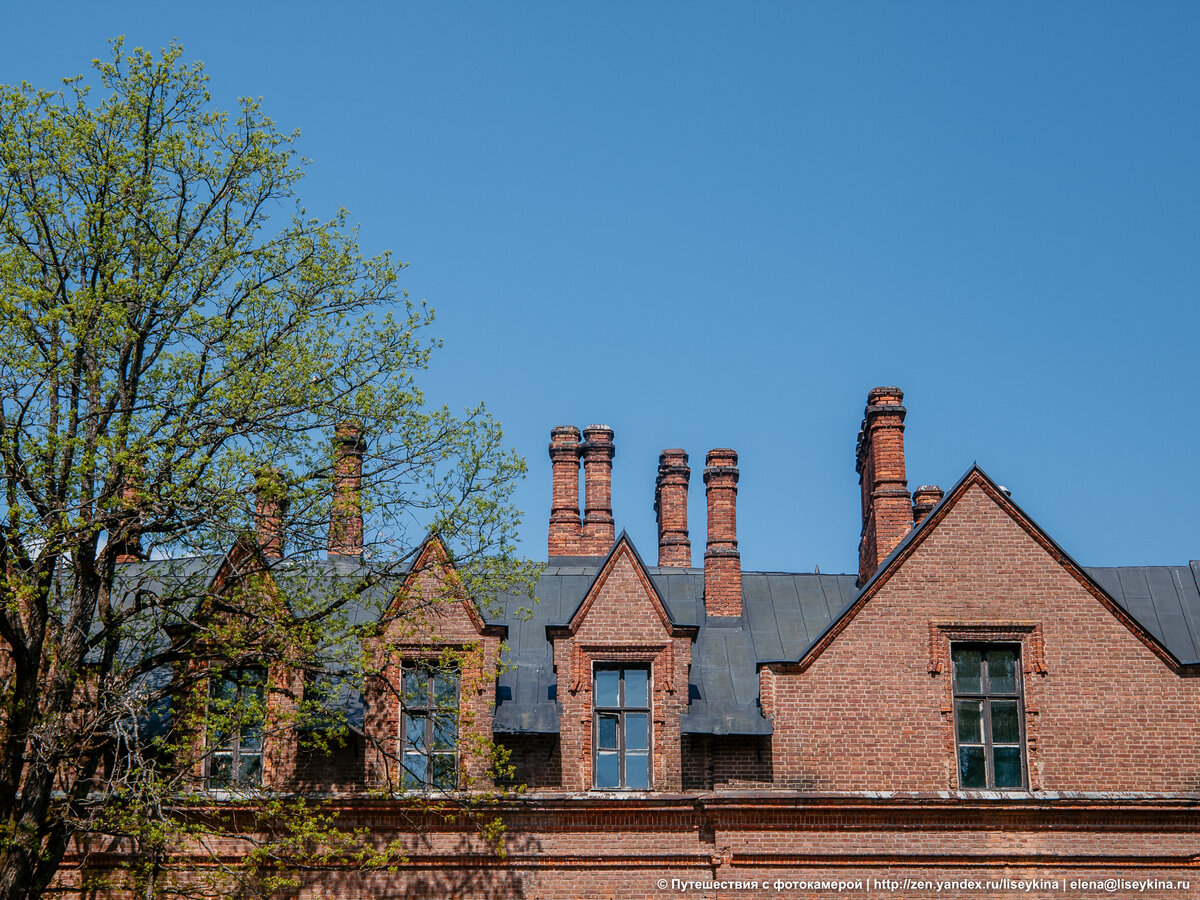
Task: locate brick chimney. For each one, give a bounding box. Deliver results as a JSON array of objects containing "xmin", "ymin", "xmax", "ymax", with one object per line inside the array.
[
  {"xmin": 112, "ymin": 468, "xmax": 143, "ymax": 564},
  {"xmin": 703, "ymin": 449, "xmax": 741, "ymax": 616},
  {"xmin": 912, "ymin": 485, "xmax": 944, "ymax": 524},
  {"xmin": 655, "ymin": 449, "xmax": 691, "ymax": 567},
  {"xmin": 856, "ymin": 386, "xmax": 911, "ymax": 586},
  {"xmin": 580, "ymin": 425, "xmax": 615, "ymax": 556},
  {"xmin": 255, "ymin": 468, "xmax": 288, "ymax": 559},
  {"xmin": 328, "ymin": 422, "xmax": 364, "ymax": 559},
  {"xmin": 548, "ymin": 425, "xmax": 583, "ymax": 557}
]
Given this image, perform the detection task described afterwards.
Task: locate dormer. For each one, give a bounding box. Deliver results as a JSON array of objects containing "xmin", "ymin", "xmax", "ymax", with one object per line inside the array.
[
  {"xmin": 546, "ymin": 533, "xmax": 696, "ymax": 791},
  {"xmin": 364, "ymin": 535, "xmax": 505, "ymax": 792}
]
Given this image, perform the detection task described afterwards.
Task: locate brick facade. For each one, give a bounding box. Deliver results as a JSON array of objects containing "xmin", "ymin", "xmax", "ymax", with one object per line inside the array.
[{"xmin": 65, "ymin": 388, "xmax": 1200, "ymax": 898}]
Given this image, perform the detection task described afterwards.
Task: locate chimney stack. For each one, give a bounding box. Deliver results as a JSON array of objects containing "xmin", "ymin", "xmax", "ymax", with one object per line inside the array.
[
  {"xmin": 912, "ymin": 485, "xmax": 944, "ymax": 524},
  {"xmin": 548, "ymin": 426, "xmax": 583, "ymax": 558},
  {"xmin": 856, "ymin": 386, "xmax": 910, "ymax": 586},
  {"xmin": 655, "ymin": 449, "xmax": 691, "ymax": 567},
  {"xmin": 580, "ymin": 425, "xmax": 615, "ymax": 555},
  {"xmin": 255, "ymin": 468, "xmax": 288, "ymax": 559},
  {"xmin": 113, "ymin": 467, "xmax": 143, "ymax": 564},
  {"xmin": 704, "ymin": 449, "xmax": 741, "ymax": 616},
  {"xmin": 328, "ymin": 422, "xmax": 365, "ymax": 559}
]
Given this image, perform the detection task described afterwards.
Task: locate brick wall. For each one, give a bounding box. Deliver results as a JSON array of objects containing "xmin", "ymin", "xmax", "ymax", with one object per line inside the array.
[
  {"xmin": 767, "ymin": 478, "xmax": 1200, "ymax": 792},
  {"xmin": 682, "ymin": 735, "xmax": 774, "ymax": 789},
  {"xmin": 496, "ymin": 734, "xmax": 561, "ymax": 789}
]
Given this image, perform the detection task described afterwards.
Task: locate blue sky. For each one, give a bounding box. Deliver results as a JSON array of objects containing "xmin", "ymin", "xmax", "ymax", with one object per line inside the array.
[{"xmin": 4, "ymin": 3, "xmax": 1199, "ymax": 572}]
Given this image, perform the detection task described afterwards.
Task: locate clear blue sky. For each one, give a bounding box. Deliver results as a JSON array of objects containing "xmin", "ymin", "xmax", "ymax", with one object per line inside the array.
[{"xmin": 5, "ymin": 3, "xmax": 1199, "ymax": 573}]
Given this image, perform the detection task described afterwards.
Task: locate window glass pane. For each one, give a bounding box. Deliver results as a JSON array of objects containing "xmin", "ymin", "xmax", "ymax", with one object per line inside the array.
[
  {"xmin": 237, "ymin": 752, "xmax": 262, "ymax": 786},
  {"xmin": 954, "ymin": 700, "xmax": 982, "ymax": 744},
  {"xmin": 210, "ymin": 753, "xmax": 233, "ymax": 788},
  {"xmin": 958, "ymin": 746, "xmax": 986, "ymax": 788},
  {"xmin": 993, "ymin": 747, "xmax": 1023, "ymax": 788},
  {"xmin": 990, "ymin": 700, "xmax": 1020, "ymax": 744},
  {"xmin": 404, "ymin": 668, "xmax": 430, "ymax": 706},
  {"xmin": 595, "ymin": 752, "xmax": 619, "ymax": 788},
  {"xmin": 986, "ymin": 649, "xmax": 1018, "ymax": 693},
  {"xmin": 434, "ymin": 670, "xmax": 457, "ymax": 707},
  {"xmin": 402, "ymin": 752, "xmax": 427, "ymax": 789},
  {"xmin": 595, "ymin": 669, "xmax": 620, "ymax": 707},
  {"xmin": 209, "ymin": 723, "xmax": 232, "ymax": 751},
  {"xmin": 213, "ymin": 676, "xmax": 238, "ymax": 704},
  {"xmin": 624, "ymin": 669, "xmax": 649, "ymax": 708},
  {"xmin": 432, "ymin": 715, "xmax": 457, "ymax": 751},
  {"xmin": 625, "ymin": 752, "xmax": 649, "ymax": 789},
  {"xmin": 432, "ymin": 753, "xmax": 457, "ymax": 790},
  {"xmin": 240, "ymin": 722, "xmax": 263, "ymax": 750},
  {"xmin": 406, "ymin": 714, "xmax": 427, "ymax": 750},
  {"xmin": 625, "ymin": 713, "xmax": 648, "ymax": 751},
  {"xmin": 597, "ymin": 713, "xmax": 619, "ymax": 750},
  {"xmin": 952, "ymin": 648, "xmax": 982, "ymax": 693},
  {"xmin": 988, "ymin": 652, "xmax": 1017, "ymax": 696}
]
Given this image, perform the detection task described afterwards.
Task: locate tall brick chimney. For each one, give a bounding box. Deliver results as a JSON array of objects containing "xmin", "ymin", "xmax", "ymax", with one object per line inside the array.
[
  {"xmin": 548, "ymin": 425, "xmax": 583, "ymax": 558},
  {"xmin": 856, "ymin": 386, "xmax": 911, "ymax": 586},
  {"xmin": 580, "ymin": 425, "xmax": 615, "ymax": 556},
  {"xmin": 655, "ymin": 449, "xmax": 691, "ymax": 567},
  {"xmin": 112, "ymin": 468, "xmax": 143, "ymax": 564},
  {"xmin": 328, "ymin": 422, "xmax": 364, "ymax": 559},
  {"xmin": 255, "ymin": 468, "xmax": 288, "ymax": 559},
  {"xmin": 703, "ymin": 449, "xmax": 741, "ymax": 616}
]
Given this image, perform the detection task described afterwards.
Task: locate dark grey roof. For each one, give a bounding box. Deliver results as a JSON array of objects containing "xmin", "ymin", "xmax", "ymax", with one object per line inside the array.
[
  {"xmin": 118, "ymin": 513, "xmax": 1200, "ymax": 743},
  {"xmin": 487, "ymin": 565, "xmax": 858, "ymax": 735},
  {"xmin": 1085, "ymin": 564, "xmax": 1200, "ymax": 666}
]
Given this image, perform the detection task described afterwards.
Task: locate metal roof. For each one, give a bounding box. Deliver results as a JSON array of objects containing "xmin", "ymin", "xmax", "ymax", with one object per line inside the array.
[
  {"xmin": 487, "ymin": 566, "xmax": 858, "ymax": 735},
  {"xmin": 1085, "ymin": 564, "xmax": 1200, "ymax": 666},
  {"xmin": 114, "ymin": 521, "xmax": 1200, "ymax": 739}
]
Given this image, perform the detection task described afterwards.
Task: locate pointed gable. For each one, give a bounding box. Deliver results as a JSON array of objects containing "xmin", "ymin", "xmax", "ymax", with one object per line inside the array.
[
  {"xmin": 556, "ymin": 531, "xmax": 691, "ymax": 641},
  {"xmin": 384, "ymin": 534, "xmax": 504, "ymax": 641},
  {"xmin": 796, "ymin": 464, "xmax": 1183, "ymax": 672}
]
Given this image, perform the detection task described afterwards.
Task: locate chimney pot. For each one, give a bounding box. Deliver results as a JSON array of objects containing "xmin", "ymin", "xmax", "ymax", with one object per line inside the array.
[
  {"xmin": 912, "ymin": 485, "xmax": 944, "ymax": 524},
  {"xmin": 329, "ymin": 422, "xmax": 365, "ymax": 559},
  {"xmin": 703, "ymin": 448, "xmax": 741, "ymax": 616},
  {"xmin": 655, "ymin": 449, "xmax": 691, "ymax": 567}
]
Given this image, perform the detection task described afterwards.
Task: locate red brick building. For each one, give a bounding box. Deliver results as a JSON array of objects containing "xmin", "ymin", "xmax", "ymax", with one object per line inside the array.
[{"xmin": 83, "ymin": 388, "xmax": 1200, "ymax": 898}]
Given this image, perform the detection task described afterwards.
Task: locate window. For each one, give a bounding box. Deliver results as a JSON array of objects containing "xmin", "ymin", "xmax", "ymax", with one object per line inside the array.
[
  {"xmin": 207, "ymin": 667, "xmax": 266, "ymax": 788},
  {"xmin": 400, "ymin": 664, "xmax": 458, "ymax": 790},
  {"xmin": 952, "ymin": 644, "xmax": 1025, "ymax": 789},
  {"xmin": 593, "ymin": 666, "xmax": 650, "ymax": 790}
]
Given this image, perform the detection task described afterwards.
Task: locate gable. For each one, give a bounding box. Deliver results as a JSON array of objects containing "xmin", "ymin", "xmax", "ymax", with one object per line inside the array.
[
  {"xmin": 566, "ymin": 537, "xmax": 682, "ymax": 642},
  {"xmin": 798, "ymin": 467, "xmax": 1182, "ymax": 672},
  {"xmin": 383, "ymin": 536, "xmax": 502, "ymax": 644}
]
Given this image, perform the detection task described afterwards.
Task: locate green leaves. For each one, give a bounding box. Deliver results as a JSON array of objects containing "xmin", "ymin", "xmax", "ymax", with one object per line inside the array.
[{"xmin": 0, "ymin": 39, "xmax": 533, "ymax": 900}]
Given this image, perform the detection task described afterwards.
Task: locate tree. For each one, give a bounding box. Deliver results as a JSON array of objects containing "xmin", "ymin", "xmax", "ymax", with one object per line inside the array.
[{"xmin": 0, "ymin": 40, "xmax": 531, "ymax": 900}]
